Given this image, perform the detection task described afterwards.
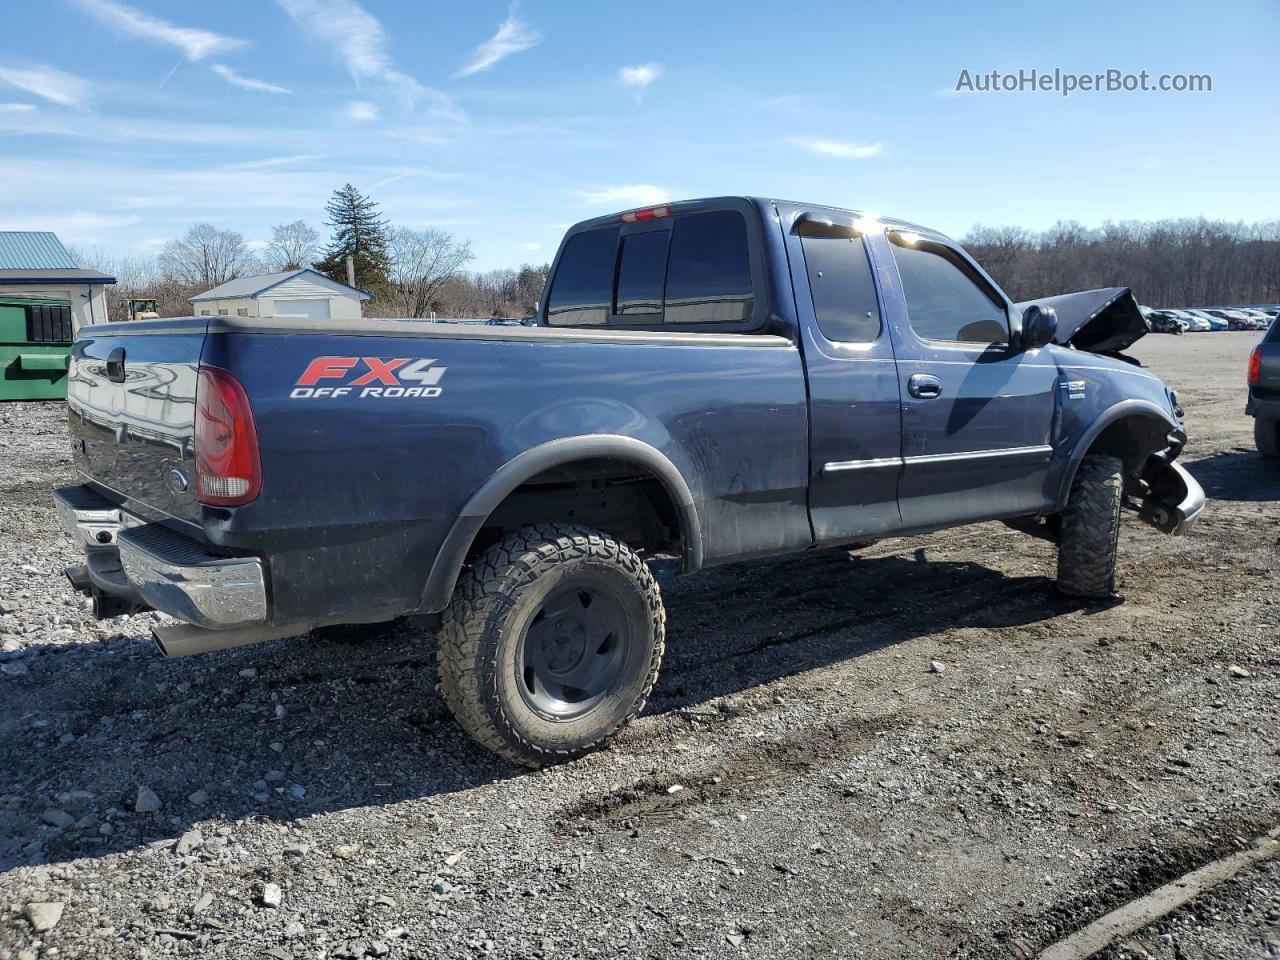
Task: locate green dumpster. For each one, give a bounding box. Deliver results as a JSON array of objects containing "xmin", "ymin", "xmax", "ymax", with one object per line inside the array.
[{"xmin": 0, "ymin": 297, "xmax": 73, "ymax": 401}]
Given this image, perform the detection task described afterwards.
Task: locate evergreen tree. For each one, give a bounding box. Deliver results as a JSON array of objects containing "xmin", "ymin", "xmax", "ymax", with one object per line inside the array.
[{"xmin": 316, "ymin": 184, "xmax": 390, "ymax": 292}]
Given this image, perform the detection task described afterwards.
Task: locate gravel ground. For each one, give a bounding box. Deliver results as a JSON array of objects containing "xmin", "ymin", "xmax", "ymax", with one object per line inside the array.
[{"xmin": 1, "ymin": 331, "xmax": 1277, "ymax": 960}]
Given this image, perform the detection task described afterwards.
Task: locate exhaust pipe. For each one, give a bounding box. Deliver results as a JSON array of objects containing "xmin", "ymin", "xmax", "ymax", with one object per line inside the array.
[{"xmin": 153, "ymin": 622, "xmax": 313, "ymax": 658}]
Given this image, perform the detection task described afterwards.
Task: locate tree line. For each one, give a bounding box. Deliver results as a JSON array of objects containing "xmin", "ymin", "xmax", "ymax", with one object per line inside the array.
[
  {"xmin": 74, "ymin": 183, "xmax": 549, "ymax": 322},
  {"xmin": 962, "ymin": 217, "xmax": 1280, "ymax": 307},
  {"xmin": 75, "ymin": 185, "xmax": 1280, "ymax": 322}
]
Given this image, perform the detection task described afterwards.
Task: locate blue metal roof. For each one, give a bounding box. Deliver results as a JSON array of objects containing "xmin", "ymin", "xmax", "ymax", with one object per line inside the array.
[{"xmin": 0, "ymin": 232, "xmax": 78, "ymax": 270}]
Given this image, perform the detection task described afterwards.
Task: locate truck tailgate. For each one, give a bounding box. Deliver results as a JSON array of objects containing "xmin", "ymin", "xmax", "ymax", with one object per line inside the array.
[{"xmin": 68, "ymin": 319, "xmax": 209, "ymax": 524}]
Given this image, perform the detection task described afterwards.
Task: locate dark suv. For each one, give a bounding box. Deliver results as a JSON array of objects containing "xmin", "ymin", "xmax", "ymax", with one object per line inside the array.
[{"xmin": 1248, "ymin": 319, "xmax": 1280, "ymax": 456}]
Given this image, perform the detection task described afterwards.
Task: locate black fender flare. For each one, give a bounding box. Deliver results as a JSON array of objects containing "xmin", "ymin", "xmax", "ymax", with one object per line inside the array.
[
  {"xmin": 418, "ymin": 435, "xmax": 703, "ymax": 613},
  {"xmin": 1054, "ymin": 399, "xmax": 1180, "ymax": 511}
]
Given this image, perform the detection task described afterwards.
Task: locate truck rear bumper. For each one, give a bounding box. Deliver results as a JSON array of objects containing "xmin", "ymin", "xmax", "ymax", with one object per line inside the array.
[
  {"xmin": 54, "ymin": 485, "xmax": 268, "ymax": 630},
  {"xmin": 1246, "ymin": 393, "xmax": 1280, "ymax": 419}
]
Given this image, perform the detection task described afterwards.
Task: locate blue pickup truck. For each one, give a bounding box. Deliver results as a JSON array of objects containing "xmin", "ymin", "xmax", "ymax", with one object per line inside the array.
[{"xmin": 54, "ymin": 197, "xmax": 1204, "ymax": 766}]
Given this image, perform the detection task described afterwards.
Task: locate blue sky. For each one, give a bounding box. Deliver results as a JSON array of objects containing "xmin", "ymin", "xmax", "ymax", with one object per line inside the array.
[{"xmin": 1, "ymin": 0, "xmax": 1276, "ymax": 270}]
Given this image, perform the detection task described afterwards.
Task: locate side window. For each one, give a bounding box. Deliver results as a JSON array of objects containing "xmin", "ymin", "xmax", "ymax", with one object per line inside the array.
[
  {"xmin": 664, "ymin": 211, "xmax": 752, "ymax": 325},
  {"xmin": 236, "ymin": 308, "xmax": 249, "ymax": 317},
  {"xmin": 891, "ymin": 242, "xmax": 1008, "ymax": 345},
  {"xmin": 546, "ymin": 227, "xmax": 620, "ymax": 326},
  {"xmin": 800, "ymin": 236, "xmax": 881, "ymax": 342},
  {"xmin": 614, "ymin": 230, "xmax": 668, "ymax": 315},
  {"xmin": 200, "ymin": 310, "xmax": 211, "ymax": 316},
  {"xmin": 217, "ymin": 309, "xmax": 229, "ymax": 316}
]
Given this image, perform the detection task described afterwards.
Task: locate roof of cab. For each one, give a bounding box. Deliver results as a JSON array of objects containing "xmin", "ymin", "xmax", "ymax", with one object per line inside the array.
[{"xmin": 563, "ymin": 196, "xmax": 939, "ymax": 240}]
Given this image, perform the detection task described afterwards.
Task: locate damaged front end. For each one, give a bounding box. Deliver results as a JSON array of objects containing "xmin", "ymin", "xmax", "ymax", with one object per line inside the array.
[
  {"xmin": 1015, "ymin": 286, "xmax": 1149, "ymax": 359},
  {"xmin": 1128, "ymin": 445, "xmax": 1206, "ymax": 536}
]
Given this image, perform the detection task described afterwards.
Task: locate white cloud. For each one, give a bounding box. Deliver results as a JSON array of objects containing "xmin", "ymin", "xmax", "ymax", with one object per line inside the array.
[
  {"xmin": 456, "ymin": 6, "xmax": 541, "ymax": 77},
  {"xmin": 0, "ymin": 103, "xmax": 37, "ymax": 113},
  {"xmin": 0, "ymin": 66, "xmax": 91, "ymax": 108},
  {"xmin": 0, "ymin": 210, "xmax": 139, "ymax": 244},
  {"xmin": 276, "ymin": 0, "xmax": 462, "ymax": 119},
  {"xmin": 227, "ymin": 154, "xmax": 325, "ymax": 170},
  {"xmin": 580, "ymin": 184, "xmax": 671, "ymax": 209},
  {"xmin": 69, "ymin": 0, "xmax": 245, "ymax": 61},
  {"xmin": 520, "ymin": 242, "xmax": 542, "ymax": 252},
  {"xmin": 276, "ymin": 0, "xmax": 387, "ymax": 78},
  {"xmin": 618, "ymin": 63, "xmax": 663, "ymax": 91},
  {"xmin": 211, "ymin": 64, "xmax": 291, "ymax": 94},
  {"xmin": 346, "ymin": 100, "xmax": 379, "ymax": 122},
  {"xmin": 788, "ymin": 136, "xmax": 882, "ymax": 159}
]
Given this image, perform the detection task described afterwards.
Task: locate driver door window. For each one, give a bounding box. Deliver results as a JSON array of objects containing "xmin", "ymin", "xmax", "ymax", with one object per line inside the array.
[{"xmin": 891, "ymin": 240, "xmax": 1008, "ymax": 345}]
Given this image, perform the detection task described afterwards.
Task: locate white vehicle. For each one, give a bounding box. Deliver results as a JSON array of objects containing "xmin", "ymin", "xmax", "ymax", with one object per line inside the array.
[{"xmin": 1174, "ymin": 310, "xmax": 1213, "ymax": 332}]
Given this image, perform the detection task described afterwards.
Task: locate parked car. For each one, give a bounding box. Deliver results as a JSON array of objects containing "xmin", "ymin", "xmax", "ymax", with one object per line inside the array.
[
  {"xmin": 1188, "ymin": 309, "xmax": 1228, "ymax": 331},
  {"xmin": 1249, "ymin": 318, "xmax": 1280, "ymax": 456},
  {"xmin": 1146, "ymin": 309, "xmax": 1187, "ymax": 334},
  {"xmin": 1174, "ymin": 310, "xmax": 1213, "ymax": 332},
  {"xmin": 52, "ymin": 197, "xmax": 1205, "ymax": 766},
  {"xmin": 1205, "ymin": 308, "xmax": 1262, "ymax": 331},
  {"xmin": 1236, "ymin": 308, "xmax": 1274, "ymax": 329}
]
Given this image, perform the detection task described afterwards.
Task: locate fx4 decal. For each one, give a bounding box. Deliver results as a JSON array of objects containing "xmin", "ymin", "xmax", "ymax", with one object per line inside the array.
[{"xmin": 290, "ymin": 356, "xmax": 447, "ymax": 399}]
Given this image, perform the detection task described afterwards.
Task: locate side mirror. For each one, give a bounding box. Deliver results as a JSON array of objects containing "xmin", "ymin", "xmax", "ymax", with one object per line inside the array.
[{"xmin": 1021, "ymin": 304, "xmax": 1057, "ymax": 350}]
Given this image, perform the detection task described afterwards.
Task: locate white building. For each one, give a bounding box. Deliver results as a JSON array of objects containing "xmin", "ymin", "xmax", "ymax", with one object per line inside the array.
[
  {"xmin": 190, "ymin": 269, "xmax": 372, "ymax": 321},
  {"xmin": 0, "ymin": 232, "xmax": 115, "ymax": 332}
]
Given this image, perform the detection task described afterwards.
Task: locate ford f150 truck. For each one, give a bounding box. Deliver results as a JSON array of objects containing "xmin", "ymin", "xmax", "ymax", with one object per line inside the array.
[
  {"xmin": 1247, "ymin": 317, "xmax": 1280, "ymax": 456},
  {"xmin": 54, "ymin": 197, "xmax": 1205, "ymax": 766}
]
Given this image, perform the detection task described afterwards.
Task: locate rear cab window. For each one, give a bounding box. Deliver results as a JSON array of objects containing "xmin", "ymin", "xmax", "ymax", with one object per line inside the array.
[
  {"xmin": 545, "ymin": 206, "xmax": 759, "ymax": 330},
  {"xmin": 545, "ymin": 227, "xmax": 619, "ymax": 325},
  {"xmin": 800, "ymin": 236, "xmax": 881, "ymax": 343}
]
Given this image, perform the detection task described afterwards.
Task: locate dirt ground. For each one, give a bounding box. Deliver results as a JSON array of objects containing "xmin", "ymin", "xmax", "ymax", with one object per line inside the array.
[{"xmin": 1, "ymin": 331, "xmax": 1276, "ymax": 960}]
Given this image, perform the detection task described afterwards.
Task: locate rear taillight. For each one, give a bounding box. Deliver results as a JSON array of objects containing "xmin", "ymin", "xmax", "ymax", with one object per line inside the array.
[
  {"xmin": 1248, "ymin": 346, "xmax": 1262, "ymax": 385},
  {"xmin": 195, "ymin": 366, "xmax": 261, "ymax": 506}
]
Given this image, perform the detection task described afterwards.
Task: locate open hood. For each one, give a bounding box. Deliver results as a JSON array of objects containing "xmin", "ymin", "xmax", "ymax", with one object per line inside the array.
[{"xmin": 1015, "ymin": 286, "xmax": 1147, "ymax": 355}]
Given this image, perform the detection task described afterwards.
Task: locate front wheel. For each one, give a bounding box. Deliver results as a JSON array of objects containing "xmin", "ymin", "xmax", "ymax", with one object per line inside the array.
[
  {"xmin": 1056, "ymin": 454, "xmax": 1124, "ymax": 598},
  {"xmin": 438, "ymin": 524, "xmax": 665, "ymax": 767},
  {"xmin": 1255, "ymin": 416, "xmax": 1280, "ymax": 458}
]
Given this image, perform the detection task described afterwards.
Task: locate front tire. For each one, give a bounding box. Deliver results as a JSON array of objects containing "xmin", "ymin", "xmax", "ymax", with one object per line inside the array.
[
  {"xmin": 438, "ymin": 524, "xmax": 665, "ymax": 767},
  {"xmin": 1056, "ymin": 454, "xmax": 1124, "ymax": 598},
  {"xmin": 1255, "ymin": 416, "xmax": 1280, "ymax": 458}
]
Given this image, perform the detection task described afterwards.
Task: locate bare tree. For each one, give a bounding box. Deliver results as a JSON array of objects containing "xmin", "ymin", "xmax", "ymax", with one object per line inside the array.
[
  {"xmin": 962, "ymin": 218, "xmax": 1280, "ymax": 307},
  {"xmin": 159, "ymin": 223, "xmax": 259, "ymax": 290},
  {"xmin": 262, "ymin": 220, "xmax": 320, "ymax": 273},
  {"xmin": 476, "ymin": 268, "xmax": 520, "ymax": 316},
  {"xmin": 384, "ymin": 226, "xmax": 474, "ymax": 317}
]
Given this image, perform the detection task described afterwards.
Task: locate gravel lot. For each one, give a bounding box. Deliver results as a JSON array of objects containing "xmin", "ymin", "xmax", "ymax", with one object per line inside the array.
[{"xmin": 1, "ymin": 331, "xmax": 1276, "ymax": 960}]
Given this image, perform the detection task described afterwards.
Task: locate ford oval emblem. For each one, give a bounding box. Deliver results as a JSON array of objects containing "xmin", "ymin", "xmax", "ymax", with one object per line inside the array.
[{"xmin": 165, "ymin": 467, "xmax": 190, "ymax": 495}]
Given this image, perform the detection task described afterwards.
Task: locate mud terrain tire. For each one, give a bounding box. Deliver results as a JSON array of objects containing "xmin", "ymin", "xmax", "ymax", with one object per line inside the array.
[
  {"xmin": 1255, "ymin": 416, "xmax": 1280, "ymax": 458},
  {"xmin": 1056, "ymin": 454, "xmax": 1124, "ymax": 598},
  {"xmin": 439, "ymin": 524, "xmax": 665, "ymax": 768}
]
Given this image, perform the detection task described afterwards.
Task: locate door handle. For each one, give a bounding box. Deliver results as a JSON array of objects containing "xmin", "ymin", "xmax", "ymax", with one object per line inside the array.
[
  {"xmin": 908, "ymin": 373, "xmax": 942, "ymax": 399},
  {"xmin": 105, "ymin": 347, "xmax": 126, "ymax": 384}
]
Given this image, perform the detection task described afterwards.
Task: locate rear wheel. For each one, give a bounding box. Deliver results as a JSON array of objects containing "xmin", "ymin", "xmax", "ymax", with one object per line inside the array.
[
  {"xmin": 1255, "ymin": 416, "xmax": 1280, "ymax": 458},
  {"xmin": 438, "ymin": 524, "xmax": 665, "ymax": 767},
  {"xmin": 1056, "ymin": 454, "xmax": 1124, "ymax": 598}
]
